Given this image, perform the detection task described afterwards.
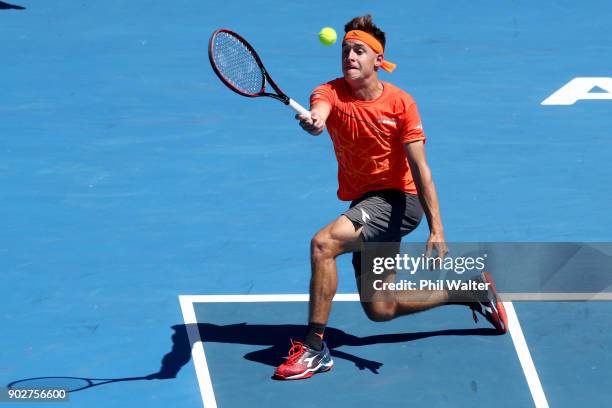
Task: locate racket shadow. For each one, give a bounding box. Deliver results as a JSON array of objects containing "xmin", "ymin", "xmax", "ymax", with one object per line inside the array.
[
  {"xmin": 4, "ymin": 324, "xmax": 196, "ymax": 394},
  {"xmin": 7, "ymin": 375, "xmax": 154, "ymax": 393}
]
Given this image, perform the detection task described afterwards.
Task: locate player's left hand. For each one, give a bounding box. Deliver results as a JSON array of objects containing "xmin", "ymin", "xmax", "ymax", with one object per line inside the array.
[{"xmin": 426, "ymin": 231, "xmax": 448, "ymax": 269}]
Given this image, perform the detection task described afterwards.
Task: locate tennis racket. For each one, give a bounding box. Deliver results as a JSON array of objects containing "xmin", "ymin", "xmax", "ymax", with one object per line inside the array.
[{"xmin": 208, "ymin": 29, "xmax": 312, "ymax": 120}]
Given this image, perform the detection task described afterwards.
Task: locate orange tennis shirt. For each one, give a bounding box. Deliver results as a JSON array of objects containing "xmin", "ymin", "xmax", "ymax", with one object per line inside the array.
[{"xmin": 310, "ymin": 78, "xmax": 426, "ymax": 201}]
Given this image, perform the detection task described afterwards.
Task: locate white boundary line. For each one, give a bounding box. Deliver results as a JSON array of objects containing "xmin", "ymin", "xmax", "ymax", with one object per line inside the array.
[
  {"xmin": 179, "ymin": 294, "xmax": 547, "ymax": 408},
  {"xmin": 500, "ymin": 293, "xmax": 612, "ymax": 301},
  {"xmin": 179, "ymin": 296, "xmax": 218, "ymax": 408},
  {"xmin": 504, "ymin": 301, "xmax": 550, "ymax": 408},
  {"xmin": 180, "ymin": 294, "xmax": 359, "ymax": 303}
]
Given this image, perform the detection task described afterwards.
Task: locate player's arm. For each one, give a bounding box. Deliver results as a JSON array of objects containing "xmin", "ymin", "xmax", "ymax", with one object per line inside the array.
[
  {"xmin": 296, "ymin": 102, "xmax": 331, "ymax": 136},
  {"xmin": 404, "ymin": 141, "xmax": 448, "ymax": 258}
]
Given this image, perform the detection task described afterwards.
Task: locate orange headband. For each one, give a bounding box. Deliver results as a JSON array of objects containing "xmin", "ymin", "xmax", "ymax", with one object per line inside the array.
[{"xmin": 343, "ymin": 30, "xmax": 397, "ymax": 73}]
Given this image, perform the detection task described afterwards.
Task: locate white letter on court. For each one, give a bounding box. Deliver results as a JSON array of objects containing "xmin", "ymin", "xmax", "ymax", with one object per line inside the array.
[{"xmin": 541, "ymin": 77, "xmax": 612, "ymax": 105}]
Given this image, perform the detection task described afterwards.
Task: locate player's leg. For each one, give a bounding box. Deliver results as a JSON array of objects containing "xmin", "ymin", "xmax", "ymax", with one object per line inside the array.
[
  {"xmin": 357, "ymin": 261, "xmax": 506, "ymax": 332},
  {"xmin": 349, "ymin": 190, "xmax": 467, "ymax": 320},
  {"xmin": 354, "ymin": 246, "xmax": 451, "ymax": 322},
  {"xmin": 351, "ymin": 192, "xmax": 507, "ymax": 331},
  {"xmin": 309, "ymin": 214, "xmax": 362, "ymax": 326},
  {"xmin": 344, "ymin": 190, "xmax": 439, "ymax": 319},
  {"xmin": 274, "ymin": 214, "xmax": 361, "ymax": 380}
]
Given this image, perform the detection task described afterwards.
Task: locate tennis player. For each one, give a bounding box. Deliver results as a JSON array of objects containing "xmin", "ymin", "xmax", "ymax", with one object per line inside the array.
[{"xmin": 274, "ymin": 15, "xmax": 507, "ymax": 380}]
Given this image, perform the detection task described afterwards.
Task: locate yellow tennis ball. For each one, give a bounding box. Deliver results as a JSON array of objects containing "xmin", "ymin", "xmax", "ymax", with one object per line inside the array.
[{"xmin": 319, "ymin": 27, "xmax": 337, "ymax": 46}]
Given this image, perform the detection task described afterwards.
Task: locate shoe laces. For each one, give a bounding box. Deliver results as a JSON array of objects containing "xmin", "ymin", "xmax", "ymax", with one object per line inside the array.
[{"xmin": 285, "ymin": 339, "xmax": 306, "ymax": 364}]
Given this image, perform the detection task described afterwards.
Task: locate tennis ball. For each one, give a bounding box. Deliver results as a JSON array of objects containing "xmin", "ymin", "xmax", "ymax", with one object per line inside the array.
[{"xmin": 319, "ymin": 27, "xmax": 337, "ymax": 46}]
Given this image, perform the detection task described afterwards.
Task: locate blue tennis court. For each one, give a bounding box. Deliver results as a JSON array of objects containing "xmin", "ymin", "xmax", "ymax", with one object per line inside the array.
[{"xmin": 2, "ymin": 1, "xmax": 611, "ymax": 407}]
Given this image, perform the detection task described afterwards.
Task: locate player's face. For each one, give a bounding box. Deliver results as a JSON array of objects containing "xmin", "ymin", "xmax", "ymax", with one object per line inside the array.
[{"xmin": 341, "ymin": 40, "xmax": 382, "ymax": 82}]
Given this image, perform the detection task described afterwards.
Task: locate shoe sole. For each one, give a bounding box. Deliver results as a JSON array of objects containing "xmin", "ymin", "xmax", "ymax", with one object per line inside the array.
[
  {"xmin": 274, "ymin": 360, "xmax": 334, "ymax": 380},
  {"xmin": 483, "ymin": 272, "xmax": 508, "ymax": 334}
]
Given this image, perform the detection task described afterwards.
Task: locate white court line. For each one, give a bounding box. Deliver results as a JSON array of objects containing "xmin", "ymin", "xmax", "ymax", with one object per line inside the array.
[
  {"xmin": 504, "ymin": 301, "xmax": 550, "ymax": 408},
  {"xmin": 180, "ymin": 294, "xmax": 359, "ymax": 303},
  {"xmin": 179, "ymin": 294, "xmax": 547, "ymax": 408},
  {"xmin": 179, "ymin": 296, "xmax": 218, "ymax": 408},
  {"xmin": 500, "ymin": 293, "xmax": 612, "ymax": 301}
]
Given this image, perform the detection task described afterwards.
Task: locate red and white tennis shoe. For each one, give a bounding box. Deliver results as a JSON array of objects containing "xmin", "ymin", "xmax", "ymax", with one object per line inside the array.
[
  {"xmin": 274, "ymin": 340, "xmax": 333, "ymax": 380},
  {"xmin": 469, "ymin": 272, "xmax": 508, "ymax": 334}
]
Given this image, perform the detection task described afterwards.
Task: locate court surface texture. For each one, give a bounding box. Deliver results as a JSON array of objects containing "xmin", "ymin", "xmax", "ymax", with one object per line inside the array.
[{"xmin": 2, "ymin": 1, "xmax": 611, "ymax": 407}]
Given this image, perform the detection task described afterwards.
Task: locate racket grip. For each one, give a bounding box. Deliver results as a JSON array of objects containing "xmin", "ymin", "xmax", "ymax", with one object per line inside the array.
[{"xmin": 288, "ymin": 98, "xmax": 312, "ymax": 120}]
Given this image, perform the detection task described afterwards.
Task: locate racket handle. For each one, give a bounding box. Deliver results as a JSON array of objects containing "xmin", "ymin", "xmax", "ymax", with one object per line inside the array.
[{"xmin": 288, "ymin": 98, "xmax": 312, "ymax": 120}]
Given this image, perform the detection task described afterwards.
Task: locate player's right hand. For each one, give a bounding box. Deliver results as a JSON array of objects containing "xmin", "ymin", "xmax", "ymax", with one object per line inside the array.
[{"xmin": 296, "ymin": 111, "xmax": 325, "ymax": 136}]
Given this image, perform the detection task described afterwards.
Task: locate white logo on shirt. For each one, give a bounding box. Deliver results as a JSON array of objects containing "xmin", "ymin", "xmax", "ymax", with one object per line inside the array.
[{"xmin": 377, "ymin": 117, "xmax": 397, "ymax": 126}]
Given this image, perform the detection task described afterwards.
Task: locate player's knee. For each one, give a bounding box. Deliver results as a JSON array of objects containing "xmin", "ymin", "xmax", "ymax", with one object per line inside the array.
[
  {"xmin": 362, "ymin": 302, "xmax": 397, "ymax": 322},
  {"xmin": 310, "ymin": 232, "xmax": 338, "ymax": 262}
]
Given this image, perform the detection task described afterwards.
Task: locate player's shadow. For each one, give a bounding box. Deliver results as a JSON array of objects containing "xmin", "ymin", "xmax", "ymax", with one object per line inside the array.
[
  {"xmin": 0, "ymin": 1, "xmax": 25, "ymax": 9},
  {"xmin": 150, "ymin": 323, "xmax": 499, "ymax": 378},
  {"xmin": 6, "ymin": 323, "xmax": 497, "ymax": 393}
]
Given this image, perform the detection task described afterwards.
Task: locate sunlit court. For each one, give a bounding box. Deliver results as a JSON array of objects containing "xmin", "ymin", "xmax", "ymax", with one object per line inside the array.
[{"xmin": 2, "ymin": 1, "xmax": 612, "ymax": 407}]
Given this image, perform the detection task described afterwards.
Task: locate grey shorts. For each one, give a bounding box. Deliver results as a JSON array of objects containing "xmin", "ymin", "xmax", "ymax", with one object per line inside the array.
[
  {"xmin": 343, "ymin": 189, "xmax": 423, "ymax": 243},
  {"xmin": 344, "ymin": 189, "xmax": 423, "ymax": 281}
]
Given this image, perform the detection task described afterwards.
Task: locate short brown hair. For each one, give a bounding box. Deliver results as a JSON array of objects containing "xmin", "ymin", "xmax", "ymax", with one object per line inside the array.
[{"xmin": 344, "ymin": 15, "xmax": 386, "ymax": 49}]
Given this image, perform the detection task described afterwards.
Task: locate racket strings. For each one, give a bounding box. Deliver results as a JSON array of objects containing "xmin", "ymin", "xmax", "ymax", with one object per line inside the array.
[{"xmin": 212, "ymin": 32, "xmax": 264, "ymax": 95}]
